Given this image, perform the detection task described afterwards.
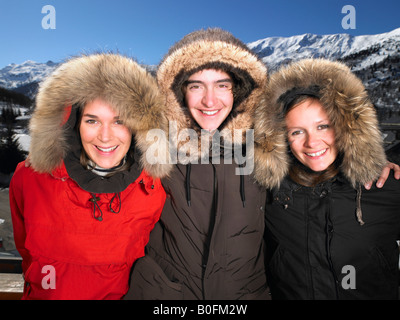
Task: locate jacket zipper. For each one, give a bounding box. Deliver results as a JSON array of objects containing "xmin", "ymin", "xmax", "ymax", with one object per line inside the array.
[
  {"xmin": 304, "ymin": 195, "xmax": 315, "ymax": 299},
  {"xmin": 325, "ymin": 195, "xmax": 340, "ymax": 299},
  {"xmin": 202, "ymin": 163, "xmax": 218, "ymax": 299}
]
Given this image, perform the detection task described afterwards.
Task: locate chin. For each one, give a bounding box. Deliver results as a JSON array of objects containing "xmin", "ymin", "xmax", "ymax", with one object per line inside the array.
[{"xmin": 308, "ymin": 164, "xmax": 331, "ymax": 172}]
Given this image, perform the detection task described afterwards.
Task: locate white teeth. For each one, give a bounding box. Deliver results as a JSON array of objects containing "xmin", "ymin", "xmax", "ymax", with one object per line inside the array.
[
  {"xmin": 97, "ymin": 146, "xmax": 117, "ymax": 152},
  {"xmin": 201, "ymin": 110, "xmax": 218, "ymax": 115},
  {"xmin": 306, "ymin": 149, "xmax": 327, "ymax": 157}
]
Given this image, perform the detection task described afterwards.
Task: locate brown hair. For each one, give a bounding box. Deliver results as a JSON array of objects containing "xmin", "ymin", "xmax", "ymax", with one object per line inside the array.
[
  {"xmin": 76, "ymin": 103, "xmax": 134, "ymax": 176},
  {"xmin": 285, "ymin": 96, "xmax": 340, "ymax": 187}
]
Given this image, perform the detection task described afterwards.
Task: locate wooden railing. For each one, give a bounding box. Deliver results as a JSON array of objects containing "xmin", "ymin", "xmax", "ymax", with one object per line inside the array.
[
  {"xmin": 0, "ymin": 273, "xmax": 23, "ymax": 300},
  {"xmin": 0, "ymin": 257, "xmax": 23, "ymax": 300}
]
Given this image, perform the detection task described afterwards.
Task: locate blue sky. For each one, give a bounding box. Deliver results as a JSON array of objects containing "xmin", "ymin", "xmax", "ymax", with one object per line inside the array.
[{"xmin": 0, "ymin": 0, "xmax": 399, "ymax": 68}]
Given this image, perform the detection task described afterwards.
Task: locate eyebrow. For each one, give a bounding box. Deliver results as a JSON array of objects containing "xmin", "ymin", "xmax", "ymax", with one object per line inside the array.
[
  {"xmin": 186, "ymin": 78, "xmax": 233, "ymax": 85},
  {"xmin": 82, "ymin": 113, "xmax": 120, "ymax": 120},
  {"xmin": 286, "ymin": 119, "xmax": 330, "ymax": 129}
]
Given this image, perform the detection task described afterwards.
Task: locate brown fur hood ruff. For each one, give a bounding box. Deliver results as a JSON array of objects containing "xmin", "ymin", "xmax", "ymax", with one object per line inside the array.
[
  {"xmin": 29, "ymin": 53, "xmax": 171, "ymax": 178},
  {"xmin": 157, "ymin": 28, "xmax": 288, "ymax": 188},
  {"xmin": 254, "ymin": 58, "xmax": 387, "ymax": 188}
]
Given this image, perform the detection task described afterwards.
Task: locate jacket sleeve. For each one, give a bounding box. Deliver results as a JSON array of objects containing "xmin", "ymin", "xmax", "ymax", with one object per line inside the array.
[
  {"xmin": 147, "ymin": 180, "xmax": 165, "ymax": 237},
  {"xmin": 9, "ymin": 162, "xmax": 31, "ymax": 271}
]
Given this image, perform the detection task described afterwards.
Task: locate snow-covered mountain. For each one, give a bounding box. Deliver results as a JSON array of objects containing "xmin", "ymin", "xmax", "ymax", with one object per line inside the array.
[
  {"xmin": 248, "ymin": 27, "xmax": 400, "ymax": 72},
  {"xmin": 0, "ymin": 28, "xmax": 399, "ymax": 168},
  {"xmin": 247, "ymin": 28, "xmax": 400, "ymax": 111},
  {"xmin": 0, "ymin": 60, "xmax": 58, "ymax": 98},
  {"xmin": 0, "ymin": 60, "xmax": 157, "ymax": 99},
  {"xmin": 0, "ymin": 28, "xmax": 399, "ymax": 108},
  {"xmin": 0, "ymin": 60, "xmax": 57, "ymax": 88}
]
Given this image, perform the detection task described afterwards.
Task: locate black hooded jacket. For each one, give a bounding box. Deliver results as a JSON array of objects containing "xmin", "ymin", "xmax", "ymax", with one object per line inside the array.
[
  {"xmin": 266, "ymin": 173, "xmax": 400, "ymax": 299},
  {"xmin": 255, "ymin": 59, "xmax": 400, "ymax": 300}
]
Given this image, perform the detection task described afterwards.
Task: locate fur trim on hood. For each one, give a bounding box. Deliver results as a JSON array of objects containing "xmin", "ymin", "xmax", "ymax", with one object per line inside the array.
[
  {"xmin": 29, "ymin": 53, "xmax": 171, "ymax": 178},
  {"xmin": 157, "ymin": 28, "xmax": 288, "ymax": 187},
  {"xmin": 158, "ymin": 28, "xmax": 266, "ymax": 137},
  {"xmin": 255, "ymin": 58, "xmax": 387, "ymax": 188}
]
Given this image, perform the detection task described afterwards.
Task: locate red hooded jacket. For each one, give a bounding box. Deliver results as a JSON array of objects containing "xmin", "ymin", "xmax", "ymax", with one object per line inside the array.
[
  {"xmin": 10, "ymin": 162, "xmax": 165, "ymax": 300},
  {"xmin": 8, "ymin": 54, "xmax": 171, "ymax": 300}
]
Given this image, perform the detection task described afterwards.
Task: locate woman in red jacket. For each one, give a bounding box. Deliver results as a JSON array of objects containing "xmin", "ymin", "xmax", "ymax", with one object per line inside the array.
[{"xmin": 9, "ymin": 53, "xmax": 171, "ymax": 300}]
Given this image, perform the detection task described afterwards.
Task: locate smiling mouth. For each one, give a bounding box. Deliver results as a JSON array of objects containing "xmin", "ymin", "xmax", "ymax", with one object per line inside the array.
[
  {"xmin": 201, "ymin": 110, "xmax": 219, "ymax": 116},
  {"xmin": 96, "ymin": 146, "xmax": 118, "ymax": 152},
  {"xmin": 306, "ymin": 149, "xmax": 327, "ymax": 157}
]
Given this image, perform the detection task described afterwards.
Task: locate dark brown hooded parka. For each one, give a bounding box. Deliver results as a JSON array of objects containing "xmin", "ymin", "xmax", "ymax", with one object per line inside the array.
[
  {"xmin": 126, "ymin": 28, "xmax": 288, "ymax": 300},
  {"xmin": 254, "ymin": 58, "xmax": 400, "ymax": 300}
]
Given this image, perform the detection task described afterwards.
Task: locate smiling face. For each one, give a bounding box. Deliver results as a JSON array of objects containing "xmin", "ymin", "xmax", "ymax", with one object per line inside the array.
[
  {"xmin": 79, "ymin": 98, "xmax": 132, "ymax": 169},
  {"xmin": 184, "ymin": 69, "xmax": 234, "ymax": 131},
  {"xmin": 286, "ymin": 98, "xmax": 338, "ymax": 172}
]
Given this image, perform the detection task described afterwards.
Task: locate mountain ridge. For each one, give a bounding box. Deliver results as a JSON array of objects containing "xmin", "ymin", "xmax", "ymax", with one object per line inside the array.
[
  {"xmin": 248, "ymin": 27, "xmax": 400, "ymax": 71},
  {"xmin": 0, "ymin": 28, "xmax": 399, "ymax": 110}
]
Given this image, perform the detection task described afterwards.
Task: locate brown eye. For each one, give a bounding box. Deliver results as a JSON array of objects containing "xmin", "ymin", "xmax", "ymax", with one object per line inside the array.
[
  {"xmin": 188, "ymin": 84, "xmax": 202, "ymax": 91},
  {"xmin": 318, "ymin": 124, "xmax": 330, "ymax": 130},
  {"xmin": 289, "ymin": 130, "xmax": 303, "ymax": 136}
]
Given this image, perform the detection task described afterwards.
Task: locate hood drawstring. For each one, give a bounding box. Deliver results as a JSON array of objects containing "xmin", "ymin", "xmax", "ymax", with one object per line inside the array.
[
  {"xmin": 186, "ymin": 162, "xmax": 192, "ymax": 207},
  {"xmin": 90, "ymin": 193, "xmax": 103, "ymax": 221},
  {"xmin": 239, "ymin": 164, "xmax": 246, "ymax": 208},
  {"xmin": 110, "ymin": 193, "xmax": 121, "ymax": 213},
  {"xmin": 186, "ymin": 163, "xmax": 192, "ymax": 207},
  {"xmin": 89, "ymin": 192, "xmax": 121, "ymax": 221},
  {"xmin": 356, "ymin": 184, "xmax": 365, "ymax": 226}
]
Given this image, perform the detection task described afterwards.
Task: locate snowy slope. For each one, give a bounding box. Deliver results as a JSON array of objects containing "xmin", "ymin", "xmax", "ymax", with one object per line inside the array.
[
  {"xmin": 248, "ymin": 27, "xmax": 400, "ymax": 71},
  {"xmin": 0, "ymin": 28, "xmax": 398, "ymax": 173},
  {"xmin": 0, "ymin": 28, "xmax": 399, "ymax": 104},
  {"xmin": 0, "ymin": 60, "xmax": 58, "ymax": 92}
]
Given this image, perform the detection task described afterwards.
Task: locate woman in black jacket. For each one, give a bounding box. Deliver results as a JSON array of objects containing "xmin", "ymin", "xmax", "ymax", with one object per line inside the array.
[{"xmin": 254, "ymin": 58, "xmax": 400, "ymax": 300}]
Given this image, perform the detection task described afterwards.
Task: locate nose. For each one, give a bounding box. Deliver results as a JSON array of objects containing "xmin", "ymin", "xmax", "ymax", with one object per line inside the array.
[
  {"xmin": 202, "ymin": 87, "xmax": 218, "ymax": 108},
  {"xmin": 98, "ymin": 124, "xmax": 112, "ymax": 142},
  {"xmin": 304, "ymin": 132, "xmax": 319, "ymax": 148}
]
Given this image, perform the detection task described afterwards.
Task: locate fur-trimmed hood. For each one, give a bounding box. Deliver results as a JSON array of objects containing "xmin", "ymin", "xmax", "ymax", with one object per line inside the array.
[
  {"xmin": 29, "ymin": 53, "xmax": 171, "ymax": 179},
  {"xmin": 157, "ymin": 28, "xmax": 288, "ymax": 187},
  {"xmin": 158, "ymin": 28, "xmax": 266, "ymax": 139},
  {"xmin": 254, "ymin": 58, "xmax": 387, "ymax": 188}
]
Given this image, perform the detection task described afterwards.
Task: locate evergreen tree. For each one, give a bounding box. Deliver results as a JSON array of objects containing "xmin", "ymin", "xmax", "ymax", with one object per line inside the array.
[{"xmin": 0, "ymin": 106, "xmax": 27, "ymax": 174}]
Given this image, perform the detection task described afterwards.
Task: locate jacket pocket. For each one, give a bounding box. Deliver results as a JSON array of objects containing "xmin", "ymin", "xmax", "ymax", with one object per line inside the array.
[
  {"xmin": 359, "ymin": 246, "xmax": 399, "ymax": 298},
  {"xmin": 369, "ymin": 246, "xmax": 398, "ymax": 279},
  {"xmin": 266, "ymin": 245, "xmax": 306, "ymax": 299},
  {"xmin": 125, "ymin": 255, "xmax": 183, "ymax": 300},
  {"xmin": 21, "ymin": 258, "xmax": 54, "ymax": 300},
  {"xmin": 267, "ymin": 244, "xmax": 285, "ymax": 274}
]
